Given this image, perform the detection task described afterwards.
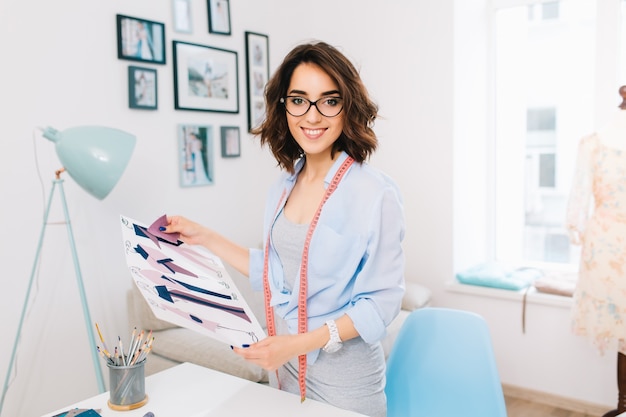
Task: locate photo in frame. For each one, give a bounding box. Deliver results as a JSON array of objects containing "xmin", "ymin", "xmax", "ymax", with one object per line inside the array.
[
  {"xmin": 128, "ymin": 66, "xmax": 157, "ymax": 110},
  {"xmin": 173, "ymin": 41, "xmax": 239, "ymax": 113},
  {"xmin": 245, "ymin": 32, "xmax": 269, "ymax": 132},
  {"xmin": 172, "ymin": 0, "xmax": 193, "ymax": 33},
  {"xmin": 178, "ymin": 124, "xmax": 214, "ymax": 187},
  {"xmin": 116, "ymin": 14, "xmax": 166, "ymax": 64},
  {"xmin": 207, "ymin": 0, "xmax": 231, "ymax": 35},
  {"xmin": 220, "ymin": 126, "xmax": 240, "ymax": 158}
]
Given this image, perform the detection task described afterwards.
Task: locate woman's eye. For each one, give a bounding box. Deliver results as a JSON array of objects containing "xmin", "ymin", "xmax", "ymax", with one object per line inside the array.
[
  {"xmin": 324, "ymin": 98, "xmax": 340, "ymax": 106},
  {"xmin": 291, "ymin": 97, "xmax": 305, "ymax": 105}
]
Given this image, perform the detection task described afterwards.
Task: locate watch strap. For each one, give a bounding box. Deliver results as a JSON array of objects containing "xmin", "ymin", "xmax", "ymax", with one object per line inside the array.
[{"xmin": 323, "ymin": 319, "xmax": 342, "ymax": 352}]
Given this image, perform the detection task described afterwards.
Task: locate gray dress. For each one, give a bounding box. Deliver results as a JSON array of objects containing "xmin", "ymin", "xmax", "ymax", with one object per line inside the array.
[{"xmin": 271, "ymin": 211, "xmax": 387, "ymax": 417}]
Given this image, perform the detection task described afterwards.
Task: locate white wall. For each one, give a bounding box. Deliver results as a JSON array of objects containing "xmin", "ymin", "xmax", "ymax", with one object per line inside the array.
[{"xmin": 0, "ymin": 1, "xmax": 614, "ymax": 416}]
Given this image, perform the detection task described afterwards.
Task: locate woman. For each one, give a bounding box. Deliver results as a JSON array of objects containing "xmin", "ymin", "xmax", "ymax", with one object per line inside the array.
[{"xmin": 163, "ymin": 41, "xmax": 405, "ymax": 417}]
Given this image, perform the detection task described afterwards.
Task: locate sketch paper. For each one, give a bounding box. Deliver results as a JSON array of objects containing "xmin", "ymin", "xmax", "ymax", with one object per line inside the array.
[{"xmin": 120, "ymin": 215, "xmax": 266, "ymax": 347}]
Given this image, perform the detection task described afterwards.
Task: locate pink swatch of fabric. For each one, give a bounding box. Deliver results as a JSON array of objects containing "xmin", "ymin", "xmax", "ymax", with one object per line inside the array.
[{"xmin": 148, "ymin": 214, "xmax": 180, "ymax": 244}]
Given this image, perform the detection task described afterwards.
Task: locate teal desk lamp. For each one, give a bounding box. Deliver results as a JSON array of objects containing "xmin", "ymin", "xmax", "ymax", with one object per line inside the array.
[{"xmin": 0, "ymin": 126, "xmax": 136, "ymax": 415}]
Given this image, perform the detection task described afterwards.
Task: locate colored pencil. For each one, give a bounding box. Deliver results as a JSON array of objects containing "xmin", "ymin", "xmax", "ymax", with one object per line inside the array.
[
  {"xmin": 127, "ymin": 327, "xmax": 137, "ymax": 358},
  {"xmin": 94, "ymin": 325, "xmax": 153, "ymax": 368},
  {"xmin": 95, "ymin": 323, "xmax": 109, "ymax": 354},
  {"xmin": 118, "ymin": 336, "xmax": 126, "ymax": 366}
]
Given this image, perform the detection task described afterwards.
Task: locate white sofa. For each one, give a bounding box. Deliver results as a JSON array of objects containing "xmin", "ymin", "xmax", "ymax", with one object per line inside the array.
[{"xmin": 127, "ymin": 270, "xmax": 432, "ymax": 383}]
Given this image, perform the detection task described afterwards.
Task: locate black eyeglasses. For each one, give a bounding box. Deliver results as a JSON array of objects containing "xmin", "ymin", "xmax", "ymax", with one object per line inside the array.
[{"xmin": 280, "ymin": 96, "xmax": 344, "ymax": 117}]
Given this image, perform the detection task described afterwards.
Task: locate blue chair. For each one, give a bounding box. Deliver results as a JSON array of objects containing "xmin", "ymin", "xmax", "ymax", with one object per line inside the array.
[{"xmin": 385, "ymin": 307, "xmax": 508, "ymax": 417}]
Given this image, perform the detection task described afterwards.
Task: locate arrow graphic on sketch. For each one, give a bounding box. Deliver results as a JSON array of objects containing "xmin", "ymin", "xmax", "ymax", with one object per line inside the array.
[{"xmin": 135, "ymin": 268, "xmax": 250, "ymax": 323}]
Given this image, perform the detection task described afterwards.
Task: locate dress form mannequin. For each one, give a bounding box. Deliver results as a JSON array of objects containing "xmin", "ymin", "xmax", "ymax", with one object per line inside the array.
[
  {"xmin": 599, "ymin": 86, "xmax": 626, "ymax": 417},
  {"xmin": 568, "ymin": 86, "xmax": 626, "ymax": 417},
  {"xmin": 597, "ymin": 86, "xmax": 626, "ymax": 151}
]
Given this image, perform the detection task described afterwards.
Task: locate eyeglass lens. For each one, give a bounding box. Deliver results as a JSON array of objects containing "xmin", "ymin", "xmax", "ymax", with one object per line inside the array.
[{"xmin": 282, "ymin": 96, "xmax": 343, "ymax": 117}]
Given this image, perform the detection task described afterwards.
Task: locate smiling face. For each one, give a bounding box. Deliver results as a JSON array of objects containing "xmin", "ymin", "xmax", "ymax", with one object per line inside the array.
[{"xmin": 285, "ymin": 62, "xmax": 344, "ymax": 160}]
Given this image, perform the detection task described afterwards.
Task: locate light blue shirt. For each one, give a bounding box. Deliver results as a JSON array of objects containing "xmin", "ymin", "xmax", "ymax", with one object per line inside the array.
[{"xmin": 249, "ymin": 151, "xmax": 406, "ymax": 362}]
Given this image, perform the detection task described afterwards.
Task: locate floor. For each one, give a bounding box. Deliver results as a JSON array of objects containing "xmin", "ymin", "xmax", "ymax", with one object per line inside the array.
[{"xmin": 505, "ymin": 395, "xmax": 603, "ymax": 417}]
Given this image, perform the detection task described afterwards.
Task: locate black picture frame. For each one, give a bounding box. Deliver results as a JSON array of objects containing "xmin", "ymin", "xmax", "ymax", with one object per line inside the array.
[
  {"xmin": 245, "ymin": 32, "xmax": 269, "ymax": 132},
  {"xmin": 116, "ymin": 14, "xmax": 166, "ymax": 64},
  {"xmin": 220, "ymin": 126, "xmax": 241, "ymax": 158},
  {"xmin": 128, "ymin": 66, "xmax": 158, "ymax": 110},
  {"xmin": 207, "ymin": 0, "xmax": 231, "ymax": 35},
  {"xmin": 172, "ymin": 40, "xmax": 239, "ymax": 113}
]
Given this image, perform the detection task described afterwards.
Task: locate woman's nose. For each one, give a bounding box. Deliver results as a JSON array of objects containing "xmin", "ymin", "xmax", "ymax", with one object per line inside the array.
[{"xmin": 304, "ymin": 103, "xmax": 323, "ymax": 122}]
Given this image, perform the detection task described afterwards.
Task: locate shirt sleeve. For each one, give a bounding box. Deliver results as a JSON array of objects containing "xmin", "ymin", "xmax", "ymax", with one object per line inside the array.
[
  {"xmin": 346, "ymin": 184, "xmax": 406, "ymax": 343},
  {"xmin": 565, "ymin": 135, "xmax": 597, "ymax": 245}
]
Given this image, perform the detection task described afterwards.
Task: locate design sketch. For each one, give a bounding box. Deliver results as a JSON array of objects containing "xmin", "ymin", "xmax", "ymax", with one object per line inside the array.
[{"xmin": 120, "ymin": 215, "xmax": 265, "ymax": 346}]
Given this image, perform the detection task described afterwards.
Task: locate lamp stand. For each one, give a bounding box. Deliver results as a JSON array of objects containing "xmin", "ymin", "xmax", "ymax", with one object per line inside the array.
[{"xmin": 1, "ymin": 171, "xmax": 106, "ymax": 415}]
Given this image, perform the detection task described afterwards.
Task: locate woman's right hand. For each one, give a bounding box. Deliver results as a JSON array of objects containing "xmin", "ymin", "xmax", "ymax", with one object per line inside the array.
[
  {"xmin": 162, "ymin": 215, "xmax": 251, "ymax": 277},
  {"xmin": 162, "ymin": 215, "xmax": 211, "ymax": 247}
]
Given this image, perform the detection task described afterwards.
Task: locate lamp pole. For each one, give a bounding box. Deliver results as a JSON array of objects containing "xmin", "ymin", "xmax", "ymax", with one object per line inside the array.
[{"xmin": 0, "ymin": 172, "xmax": 106, "ymax": 416}]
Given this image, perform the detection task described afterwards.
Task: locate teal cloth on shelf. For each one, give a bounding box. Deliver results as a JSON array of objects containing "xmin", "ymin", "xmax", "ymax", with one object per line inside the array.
[{"xmin": 455, "ymin": 262, "xmax": 543, "ymax": 291}]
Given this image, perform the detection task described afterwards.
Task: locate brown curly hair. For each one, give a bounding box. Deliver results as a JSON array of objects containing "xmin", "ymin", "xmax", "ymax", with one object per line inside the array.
[{"xmin": 251, "ymin": 41, "xmax": 378, "ymax": 173}]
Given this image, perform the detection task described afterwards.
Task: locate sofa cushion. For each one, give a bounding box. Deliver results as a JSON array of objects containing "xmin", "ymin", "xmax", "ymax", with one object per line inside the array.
[
  {"xmin": 151, "ymin": 327, "xmax": 269, "ymax": 383},
  {"xmin": 401, "ymin": 282, "xmax": 432, "ymax": 311}
]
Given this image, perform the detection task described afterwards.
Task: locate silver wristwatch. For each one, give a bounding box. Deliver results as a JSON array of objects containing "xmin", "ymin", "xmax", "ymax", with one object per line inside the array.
[{"xmin": 322, "ymin": 320, "xmax": 342, "ymax": 353}]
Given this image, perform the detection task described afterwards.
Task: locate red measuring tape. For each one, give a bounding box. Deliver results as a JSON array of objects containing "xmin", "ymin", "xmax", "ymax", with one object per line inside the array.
[{"xmin": 262, "ymin": 156, "xmax": 354, "ymax": 402}]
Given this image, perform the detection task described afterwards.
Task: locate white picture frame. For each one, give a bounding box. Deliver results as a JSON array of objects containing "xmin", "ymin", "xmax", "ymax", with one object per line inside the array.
[{"xmin": 172, "ymin": 0, "xmax": 193, "ymax": 34}]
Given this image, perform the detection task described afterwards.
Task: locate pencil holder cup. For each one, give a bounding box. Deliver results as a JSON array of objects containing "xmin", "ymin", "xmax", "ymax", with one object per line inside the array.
[{"xmin": 107, "ymin": 359, "xmax": 148, "ymax": 410}]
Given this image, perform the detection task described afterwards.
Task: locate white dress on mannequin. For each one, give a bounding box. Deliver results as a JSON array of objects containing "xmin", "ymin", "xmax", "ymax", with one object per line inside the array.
[{"xmin": 566, "ymin": 108, "xmax": 626, "ymax": 355}]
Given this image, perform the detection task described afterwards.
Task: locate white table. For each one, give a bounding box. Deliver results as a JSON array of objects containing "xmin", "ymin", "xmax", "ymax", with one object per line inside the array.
[{"xmin": 42, "ymin": 362, "xmax": 366, "ymax": 417}]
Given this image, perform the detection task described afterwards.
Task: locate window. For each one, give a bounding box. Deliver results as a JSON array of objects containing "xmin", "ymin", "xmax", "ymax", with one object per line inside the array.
[
  {"xmin": 453, "ymin": 0, "xmax": 625, "ymax": 273},
  {"xmin": 493, "ymin": 0, "xmax": 597, "ymax": 266}
]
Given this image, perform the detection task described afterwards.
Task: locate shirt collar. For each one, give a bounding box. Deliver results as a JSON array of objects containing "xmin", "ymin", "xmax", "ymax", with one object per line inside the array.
[{"xmin": 286, "ymin": 151, "xmax": 350, "ymax": 188}]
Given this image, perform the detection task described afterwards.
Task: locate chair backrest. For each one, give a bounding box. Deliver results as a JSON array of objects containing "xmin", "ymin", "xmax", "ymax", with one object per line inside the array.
[{"xmin": 385, "ymin": 307, "xmax": 508, "ymax": 417}]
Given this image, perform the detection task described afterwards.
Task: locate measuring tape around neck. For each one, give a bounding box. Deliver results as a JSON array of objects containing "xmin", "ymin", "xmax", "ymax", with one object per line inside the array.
[{"xmin": 262, "ymin": 156, "xmax": 354, "ymax": 402}]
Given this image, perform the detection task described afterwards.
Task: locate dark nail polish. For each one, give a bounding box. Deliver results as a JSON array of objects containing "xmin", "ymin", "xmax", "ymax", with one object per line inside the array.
[{"xmin": 159, "ymin": 226, "xmax": 166, "ymax": 231}]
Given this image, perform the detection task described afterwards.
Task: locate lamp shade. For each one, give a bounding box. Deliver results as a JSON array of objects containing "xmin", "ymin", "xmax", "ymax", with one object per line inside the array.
[{"xmin": 42, "ymin": 126, "xmax": 136, "ymax": 200}]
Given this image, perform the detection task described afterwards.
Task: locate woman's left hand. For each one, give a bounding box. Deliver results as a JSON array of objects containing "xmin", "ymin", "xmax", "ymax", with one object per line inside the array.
[{"xmin": 232, "ymin": 334, "xmax": 303, "ymax": 371}]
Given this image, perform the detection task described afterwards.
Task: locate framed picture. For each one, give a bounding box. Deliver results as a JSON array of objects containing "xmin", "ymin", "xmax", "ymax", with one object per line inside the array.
[
  {"xmin": 173, "ymin": 41, "xmax": 239, "ymax": 113},
  {"xmin": 116, "ymin": 14, "xmax": 166, "ymax": 64},
  {"xmin": 207, "ymin": 0, "xmax": 231, "ymax": 35},
  {"xmin": 128, "ymin": 66, "xmax": 157, "ymax": 110},
  {"xmin": 245, "ymin": 32, "xmax": 269, "ymax": 132},
  {"xmin": 178, "ymin": 124, "xmax": 214, "ymax": 187},
  {"xmin": 220, "ymin": 126, "xmax": 241, "ymax": 157},
  {"xmin": 172, "ymin": 0, "xmax": 193, "ymax": 33}
]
